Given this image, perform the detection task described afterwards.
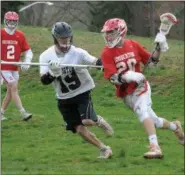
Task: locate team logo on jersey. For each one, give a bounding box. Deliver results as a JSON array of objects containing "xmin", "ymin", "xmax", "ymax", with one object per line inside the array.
[
  {"xmin": 61, "ymin": 67, "xmax": 73, "ymax": 76},
  {"xmin": 2, "ymin": 40, "xmax": 18, "ymax": 45},
  {"xmin": 114, "ymin": 52, "xmax": 135, "ymax": 63}
]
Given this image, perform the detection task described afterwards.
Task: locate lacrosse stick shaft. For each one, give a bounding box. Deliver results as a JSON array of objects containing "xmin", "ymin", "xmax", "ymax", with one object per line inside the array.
[
  {"xmin": 143, "ymin": 43, "xmax": 160, "ymax": 73},
  {"xmin": 19, "ymin": 2, "xmax": 53, "ymax": 12},
  {"xmin": 0, "ymin": 61, "xmax": 103, "ymax": 69},
  {"xmin": 143, "ymin": 13, "xmax": 178, "ymax": 73}
]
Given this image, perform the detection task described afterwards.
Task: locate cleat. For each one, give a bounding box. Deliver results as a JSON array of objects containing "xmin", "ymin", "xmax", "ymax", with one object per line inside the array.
[
  {"xmin": 96, "ymin": 115, "xmax": 114, "ymax": 136},
  {"xmin": 144, "ymin": 144, "xmax": 163, "ymax": 159},
  {"xmin": 173, "ymin": 120, "xmax": 184, "ymax": 145},
  {"xmin": 98, "ymin": 146, "xmax": 112, "ymax": 159},
  {"xmin": 21, "ymin": 111, "xmax": 32, "ymax": 121},
  {"xmin": 1, "ymin": 113, "xmax": 7, "ymax": 121}
]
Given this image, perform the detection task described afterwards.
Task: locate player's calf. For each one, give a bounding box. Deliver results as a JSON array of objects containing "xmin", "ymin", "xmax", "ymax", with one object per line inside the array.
[{"xmin": 173, "ymin": 120, "xmax": 184, "ymax": 145}]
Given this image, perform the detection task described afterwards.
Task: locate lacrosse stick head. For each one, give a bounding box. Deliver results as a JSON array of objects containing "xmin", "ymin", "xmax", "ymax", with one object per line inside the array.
[{"xmin": 159, "ymin": 13, "xmax": 178, "ymax": 35}]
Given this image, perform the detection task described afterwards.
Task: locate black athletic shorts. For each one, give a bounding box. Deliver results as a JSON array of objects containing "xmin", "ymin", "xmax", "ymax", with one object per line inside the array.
[{"xmin": 57, "ymin": 90, "xmax": 97, "ymax": 133}]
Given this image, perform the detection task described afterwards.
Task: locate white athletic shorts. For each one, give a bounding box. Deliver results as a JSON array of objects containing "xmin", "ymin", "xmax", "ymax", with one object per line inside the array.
[
  {"xmin": 122, "ymin": 81, "xmax": 153, "ymax": 122},
  {"xmin": 1, "ymin": 71, "xmax": 19, "ymax": 84}
]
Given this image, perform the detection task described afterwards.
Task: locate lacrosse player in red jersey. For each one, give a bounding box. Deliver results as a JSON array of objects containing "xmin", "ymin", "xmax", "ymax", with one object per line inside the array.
[
  {"xmin": 100, "ymin": 18, "xmax": 184, "ymax": 159},
  {"xmin": 1, "ymin": 11, "xmax": 33, "ymax": 121}
]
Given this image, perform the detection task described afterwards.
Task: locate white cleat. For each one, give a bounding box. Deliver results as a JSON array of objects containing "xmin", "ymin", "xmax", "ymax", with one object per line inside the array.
[
  {"xmin": 96, "ymin": 115, "xmax": 114, "ymax": 136},
  {"xmin": 173, "ymin": 120, "xmax": 184, "ymax": 145},
  {"xmin": 1, "ymin": 113, "xmax": 7, "ymax": 121},
  {"xmin": 21, "ymin": 111, "xmax": 32, "ymax": 121},
  {"xmin": 98, "ymin": 146, "xmax": 112, "ymax": 159},
  {"xmin": 144, "ymin": 144, "xmax": 163, "ymax": 159}
]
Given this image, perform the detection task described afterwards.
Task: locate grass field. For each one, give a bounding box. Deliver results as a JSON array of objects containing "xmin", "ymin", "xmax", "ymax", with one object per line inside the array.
[{"xmin": 1, "ymin": 26, "xmax": 184, "ymax": 175}]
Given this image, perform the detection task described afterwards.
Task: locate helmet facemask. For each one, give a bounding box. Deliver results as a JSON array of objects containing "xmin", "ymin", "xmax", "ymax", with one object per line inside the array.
[
  {"xmin": 52, "ymin": 22, "xmax": 73, "ymax": 53},
  {"xmin": 54, "ymin": 35, "xmax": 72, "ymax": 53},
  {"xmin": 101, "ymin": 18, "xmax": 128, "ymax": 48},
  {"xmin": 4, "ymin": 19, "xmax": 18, "ymax": 30},
  {"xmin": 4, "ymin": 11, "xmax": 19, "ymax": 31},
  {"xmin": 103, "ymin": 29, "xmax": 123, "ymax": 48}
]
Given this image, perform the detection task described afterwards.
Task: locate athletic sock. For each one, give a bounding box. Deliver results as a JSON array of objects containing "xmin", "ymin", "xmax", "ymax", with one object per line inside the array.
[
  {"xmin": 169, "ymin": 122, "xmax": 177, "ymax": 131},
  {"xmin": 19, "ymin": 108, "xmax": 25, "ymax": 113},
  {"xmin": 1, "ymin": 108, "xmax": 4, "ymax": 114},
  {"xmin": 149, "ymin": 134, "xmax": 158, "ymax": 145}
]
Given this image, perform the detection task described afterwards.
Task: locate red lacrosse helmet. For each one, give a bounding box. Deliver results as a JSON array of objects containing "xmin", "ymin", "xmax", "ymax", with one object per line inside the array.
[
  {"xmin": 4, "ymin": 11, "xmax": 19, "ymax": 30},
  {"xmin": 101, "ymin": 18, "xmax": 128, "ymax": 48}
]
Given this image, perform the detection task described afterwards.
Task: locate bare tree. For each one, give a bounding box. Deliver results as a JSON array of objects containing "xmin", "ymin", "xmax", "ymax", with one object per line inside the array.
[
  {"xmin": 19, "ymin": 1, "xmax": 91, "ymax": 29},
  {"xmin": 18, "ymin": 1, "xmax": 184, "ymax": 40}
]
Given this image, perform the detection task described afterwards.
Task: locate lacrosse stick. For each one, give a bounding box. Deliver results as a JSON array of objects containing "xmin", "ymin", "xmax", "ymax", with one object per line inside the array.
[
  {"xmin": 143, "ymin": 13, "xmax": 178, "ymax": 72},
  {"xmin": 0, "ymin": 61, "xmax": 103, "ymax": 69},
  {"xmin": 19, "ymin": 2, "xmax": 53, "ymax": 12}
]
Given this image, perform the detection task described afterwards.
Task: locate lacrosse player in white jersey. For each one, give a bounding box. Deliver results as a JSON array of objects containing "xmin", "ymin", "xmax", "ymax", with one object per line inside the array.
[{"xmin": 39, "ymin": 22, "xmax": 113, "ymax": 159}]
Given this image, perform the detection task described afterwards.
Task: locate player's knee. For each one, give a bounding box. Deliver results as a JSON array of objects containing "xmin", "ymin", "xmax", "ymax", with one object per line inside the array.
[
  {"xmin": 76, "ymin": 125, "xmax": 96, "ymax": 138},
  {"xmin": 153, "ymin": 117, "xmax": 164, "ymax": 128},
  {"xmin": 135, "ymin": 108, "xmax": 150, "ymax": 122},
  {"xmin": 139, "ymin": 115, "xmax": 150, "ymax": 123},
  {"xmin": 76, "ymin": 125, "xmax": 85, "ymax": 134},
  {"xmin": 9, "ymin": 82, "xmax": 17, "ymax": 90}
]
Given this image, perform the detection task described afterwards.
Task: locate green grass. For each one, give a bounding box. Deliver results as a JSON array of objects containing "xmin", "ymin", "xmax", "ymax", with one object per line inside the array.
[{"xmin": 1, "ymin": 26, "xmax": 184, "ymax": 175}]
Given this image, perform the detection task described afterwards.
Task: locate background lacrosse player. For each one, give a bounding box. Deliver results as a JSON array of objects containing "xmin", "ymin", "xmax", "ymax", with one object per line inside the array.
[{"xmin": 1, "ymin": 11, "xmax": 33, "ymax": 121}]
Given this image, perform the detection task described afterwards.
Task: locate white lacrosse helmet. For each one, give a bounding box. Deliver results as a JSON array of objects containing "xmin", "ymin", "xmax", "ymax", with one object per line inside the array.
[
  {"xmin": 101, "ymin": 18, "xmax": 128, "ymax": 48},
  {"xmin": 4, "ymin": 11, "xmax": 19, "ymax": 30}
]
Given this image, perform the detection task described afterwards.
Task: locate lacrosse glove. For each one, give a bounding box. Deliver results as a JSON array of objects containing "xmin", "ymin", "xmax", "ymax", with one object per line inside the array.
[
  {"xmin": 48, "ymin": 60, "xmax": 61, "ymax": 77},
  {"xmin": 154, "ymin": 32, "xmax": 169, "ymax": 52},
  {"xmin": 21, "ymin": 64, "xmax": 30, "ymax": 72}
]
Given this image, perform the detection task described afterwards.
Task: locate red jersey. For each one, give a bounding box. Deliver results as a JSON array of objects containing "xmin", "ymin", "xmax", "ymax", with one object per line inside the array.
[
  {"xmin": 1, "ymin": 28, "xmax": 30, "ymax": 71},
  {"xmin": 101, "ymin": 39, "xmax": 151, "ymax": 97}
]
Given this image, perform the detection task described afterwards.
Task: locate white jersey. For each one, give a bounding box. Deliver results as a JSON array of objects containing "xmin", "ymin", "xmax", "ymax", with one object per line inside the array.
[{"xmin": 39, "ymin": 45, "xmax": 96, "ymax": 99}]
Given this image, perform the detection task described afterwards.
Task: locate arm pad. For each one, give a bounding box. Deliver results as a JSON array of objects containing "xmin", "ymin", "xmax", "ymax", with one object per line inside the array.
[
  {"xmin": 24, "ymin": 49, "xmax": 33, "ymax": 63},
  {"xmin": 40, "ymin": 72, "xmax": 56, "ymax": 85}
]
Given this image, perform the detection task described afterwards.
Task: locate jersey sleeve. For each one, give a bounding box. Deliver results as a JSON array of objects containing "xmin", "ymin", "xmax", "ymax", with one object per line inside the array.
[
  {"xmin": 132, "ymin": 40, "xmax": 151, "ymax": 65},
  {"xmin": 20, "ymin": 32, "xmax": 30, "ymax": 52},
  {"xmin": 80, "ymin": 49, "xmax": 97, "ymax": 65},
  {"xmin": 101, "ymin": 49, "xmax": 117, "ymax": 79},
  {"xmin": 39, "ymin": 53, "xmax": 49, "ymax": 75}
]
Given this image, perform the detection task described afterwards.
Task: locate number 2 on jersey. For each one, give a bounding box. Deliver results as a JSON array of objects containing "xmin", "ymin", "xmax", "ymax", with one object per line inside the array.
[
  {"xmin": 7, "ymin": 45, "xmax": 15, "ymax": 59},
  {"xmin": 116, "ymin": 58, "xmax": 136, "ymax": 73}
]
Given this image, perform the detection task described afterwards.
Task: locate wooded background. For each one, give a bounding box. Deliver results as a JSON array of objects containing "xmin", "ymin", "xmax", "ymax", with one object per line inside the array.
[{"xmin": 1, "ymin": 1, "xmax": 184, "ymax": 40}]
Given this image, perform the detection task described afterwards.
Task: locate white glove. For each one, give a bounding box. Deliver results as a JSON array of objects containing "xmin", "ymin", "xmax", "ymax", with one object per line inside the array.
[
  {"xmin": 21, "ymin": 64, "xmax": 30, "ymax": 72},
  {"xmin": 154, "ymin": 32, "xmax": 169, "ymax": 52},
  {"xmin": 48, "ymin": 60, "xmax": 61, "ymax": 77},
  {"xmin": 110, "ymin": 74, "xmax": 122, "ymax": 85},
  {"xmin": 121, "ymin": 71, "xmax": 145, "ymax": 84}
]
